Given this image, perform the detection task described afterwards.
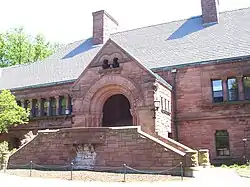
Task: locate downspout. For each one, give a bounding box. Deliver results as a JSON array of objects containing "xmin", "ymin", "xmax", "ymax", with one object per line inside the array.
[{"xmin": 171, "ymin": 68, "xmax": 179, "ymax": 141}]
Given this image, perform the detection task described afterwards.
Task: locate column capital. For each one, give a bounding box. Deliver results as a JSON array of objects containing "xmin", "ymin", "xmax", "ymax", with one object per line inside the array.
[
  {"xmin": 236, "ymin": 75, "xmax": 243, "ymax": 80},
  {"xmin": 221, "ymin": 76, "xmax": 228, "ymax": 81},
  {"xmin": 54, "ymin": 95, "xmax": 60, "ymax": 99}
]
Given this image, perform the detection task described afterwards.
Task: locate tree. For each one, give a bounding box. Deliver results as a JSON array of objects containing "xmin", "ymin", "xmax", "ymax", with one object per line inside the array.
[
  {"xmin": 0, "ymin": 90, "xmax": 29, "ymax": 133},
  {"xmin": 0, "ymin": 27, "xmax": 60, "ymax": 67}
]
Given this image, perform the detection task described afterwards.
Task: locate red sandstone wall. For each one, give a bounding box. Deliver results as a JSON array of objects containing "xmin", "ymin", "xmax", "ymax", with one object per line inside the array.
[
  {"xmin": 8, "ymin": 127, "xmax": 184, "ymax": 170},
  {"xmin": 71, "ymin": 41, "xmax": 159, "ymax": 135},
  {"xmin": 156, "ymin": 61, "xmax": 250, "ymax": 163}
]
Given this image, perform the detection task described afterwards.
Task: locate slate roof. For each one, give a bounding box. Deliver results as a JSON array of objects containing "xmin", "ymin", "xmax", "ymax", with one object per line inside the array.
[{"xmin": 1, "ymin": 7, "xmax": 250, "ymax": 90}]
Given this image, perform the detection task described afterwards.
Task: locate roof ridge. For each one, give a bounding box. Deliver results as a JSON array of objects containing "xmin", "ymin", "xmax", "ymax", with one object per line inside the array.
[{"xmin": 111, "ymin": 6, "xmax": 250, "ymax": 36}]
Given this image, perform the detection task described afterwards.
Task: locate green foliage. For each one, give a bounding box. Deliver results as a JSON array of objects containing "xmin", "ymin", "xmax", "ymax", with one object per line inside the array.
[
  {"xmin": 229, "ymin": 164, "xmax": 239, "ymax": 168},
  {"xmin": 0, "ymin": 27, "xmax": 60, "ymax": 67},
  {"xmin": 0, "ymin": 90, "xmax": 29, "ymax": 133},
  {"xmin": 0, "ymin": 141, "xmax": 8, "ymax": 154},
  {"xmin": 221, "ymin": 164, "xmax": 228, "ymax": 168}
]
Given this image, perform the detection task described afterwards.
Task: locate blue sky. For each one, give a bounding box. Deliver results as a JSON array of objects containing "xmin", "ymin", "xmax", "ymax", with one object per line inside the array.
[{"xmin": 1, "ymin": 0, "xmax": 250, "ymax": 44}]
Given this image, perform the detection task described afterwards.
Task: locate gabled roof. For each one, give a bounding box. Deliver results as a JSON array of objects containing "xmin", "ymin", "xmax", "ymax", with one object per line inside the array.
[
  {"xmin": 1, "ymin": 7, "xmax": 250, "ymax": 90},
  {"xmin": 0, "ymin": 39, "xmax": 101, "ymax": 90},
  {"xmin": 111, "ymin": 7, "xmax": 250, "ymax": 70}
]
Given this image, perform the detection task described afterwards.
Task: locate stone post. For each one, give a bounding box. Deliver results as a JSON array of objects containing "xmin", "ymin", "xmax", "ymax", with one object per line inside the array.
[
  {"xmin": 55, "ymin": 96, "xmax": 60, "ymax": 116},
  {"xmin": 185, "ymin": 150, "xmax": 199, "ymax": 167},
  {"xmin": 237, "ymin": 75, "xmax": 244, "ymax": 100},
  {"xmin": 29, "ymin": 99, "xmax": 33, "ymax": 117},
  {"xmin": 198, "ymin": 149, "xmax": 210, "ymax": 167}
]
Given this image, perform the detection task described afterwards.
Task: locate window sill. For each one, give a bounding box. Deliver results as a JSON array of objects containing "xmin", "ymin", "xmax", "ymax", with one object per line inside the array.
[
  {"xmin": 214, "ymin": 156, "xmax": 232, "ymax": 160},
  {"xmin": 161, "ymin": 110, "xmax": 171, "ymax": 115},
  {"xmin": 30, "ymin": 114, "xmax": 73, "ymax": 121},
  {"xmin": 202, "ymin": 100, "xmax": 250, "ymax": 108},
  {"xmin": 99, "ymin": 66, "xmax": 122, "ymax": 74}
]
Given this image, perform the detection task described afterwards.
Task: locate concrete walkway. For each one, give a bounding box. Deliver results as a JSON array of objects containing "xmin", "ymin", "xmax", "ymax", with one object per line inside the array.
[{"xmin": 0, "ymin": 168, "xmax": 249, "ymax": 187}]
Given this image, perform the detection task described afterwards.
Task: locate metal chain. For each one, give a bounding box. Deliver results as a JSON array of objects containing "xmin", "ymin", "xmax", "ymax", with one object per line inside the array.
[
  {"xmin": 32, "ymin": 163, "xmax": 70, "ymax": 169},
  {"xmin": 124, "ymin": 164, "xmax": 181, "ymax": 174},
  {"xmin": 8, "ymin": 163, "xmax": 31, "ymax": 168}
]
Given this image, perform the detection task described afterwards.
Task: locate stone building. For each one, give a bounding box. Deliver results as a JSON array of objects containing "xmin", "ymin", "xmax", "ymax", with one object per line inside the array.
[{"xmin": 1, "ymin": 0, "xmax": 250, "ymax": 168}]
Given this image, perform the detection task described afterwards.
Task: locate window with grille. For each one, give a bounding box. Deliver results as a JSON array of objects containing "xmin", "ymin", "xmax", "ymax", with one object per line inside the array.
[
  {"xmin": 227, "ymin": 78, "xmax": 238, "ymax": 101},
  {"xmin": 215, "ymin": 130, "xmax": 230, "ymax": 156},
  {"xmin": 243, "ymin": 76, "xmax": 250, "ymax": 100},
  {"xmin": 59, "ymin": 96, "xmax": 66, "ymax": 115},
  {"xmin": 50, "ymin": 97, "xmax": 57, "ymax": 116},
  {"xmin": 211, "ymin": 80, "xmax": 223, "ymax": 103},
  {"xmin": 32, "ymin": 99, "xmax": 39, "ymax": 117},
  {"xmin": 41, "ymin": 99, "xmax": 48, "ymax": 116}
]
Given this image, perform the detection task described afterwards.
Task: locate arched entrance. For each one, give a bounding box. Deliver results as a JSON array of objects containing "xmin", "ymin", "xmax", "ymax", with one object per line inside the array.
[{"xmin": 102, "ymin": 94, "xmax": 132, "ymax": 127}]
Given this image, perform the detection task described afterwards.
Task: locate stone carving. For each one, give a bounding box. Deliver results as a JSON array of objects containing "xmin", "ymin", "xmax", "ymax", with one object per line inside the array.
[
  {"xmin": 73, "ymin": 144, "xmax": 97, "ymax": 169},
  {"xmin": 20, "ymin": 131, "xmax": 36, "ymax": 145}
]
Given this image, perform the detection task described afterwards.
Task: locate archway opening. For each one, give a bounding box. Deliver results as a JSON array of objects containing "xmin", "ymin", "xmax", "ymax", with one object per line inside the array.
[{"xmin": 102, "ymin": 94, "xmax": 132, "ymax": 127}]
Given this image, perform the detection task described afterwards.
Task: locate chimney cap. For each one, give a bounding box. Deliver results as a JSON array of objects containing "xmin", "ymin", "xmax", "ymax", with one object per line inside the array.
[{"xmin": 92, "ymin": 10, "xmax": 119, "ymax": 26}]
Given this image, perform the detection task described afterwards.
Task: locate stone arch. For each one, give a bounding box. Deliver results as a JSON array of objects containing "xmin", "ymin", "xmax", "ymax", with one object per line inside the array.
[
  {"xmin": 84, "ymin": 75, "xmax": 144, "ymax": 107},
  {"xmin": 82, "ymin": 75, "xmax": 143, "ymax": 126}
]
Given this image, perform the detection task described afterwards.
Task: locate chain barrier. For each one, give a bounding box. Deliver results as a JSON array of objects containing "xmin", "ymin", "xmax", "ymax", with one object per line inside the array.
[
  {"xmin": 6, "ymin": 161, "xmax": 184, "ymax": 182},
  {"xmin": 32, "ymin": 163, "xmax": 70, "ymax": 170},
  {"xmin": 122, "ymin": 162, "xmax": 184, "ymax": 182},
  {"xmin": 124, "ymin": 163, "xmax": 181, "ymax": 174},
  {"xmin": 8, "ymin": 162, "xmax": 31, "ymax": 168}
]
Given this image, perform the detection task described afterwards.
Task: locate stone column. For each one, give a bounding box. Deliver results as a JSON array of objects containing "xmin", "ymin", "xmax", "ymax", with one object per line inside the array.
[
  {"xmin": 65, "ymin": 94, "xmax": 69, "ymax": 113},
  {"xmin": 20, "ymin": 99, "xmax": 25, "ymax": 108},
  {"xmin": 222, "ymin": 77, "xmax": 228, "ymax": 101},
  {"xmin": 130, "ymin": 109, "xmax": 137, "ymax": 126},
  {"xmin": 237, "ymin": 75, "xmax": 244, "ymax": 100}
]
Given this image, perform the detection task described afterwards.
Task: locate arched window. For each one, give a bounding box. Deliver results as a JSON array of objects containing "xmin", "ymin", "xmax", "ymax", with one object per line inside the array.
[
  {"xmin": 215, "ymin": 130, "xmax": 230, "ymax": 156},
  {"xmin": 112, "ymin": 57, "xmax": 119, "ymax": 68},
  {"xmin": 102, "ymin": 59, "xmax": 110, "ymax": 69}
]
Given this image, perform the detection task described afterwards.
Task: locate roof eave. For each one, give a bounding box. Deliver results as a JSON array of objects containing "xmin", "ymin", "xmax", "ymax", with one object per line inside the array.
[
  {"xmin": 6, "ymin": 79, "xmax": 76, "ymax": 92},
  {"xmin": 151, "ymin": 55, "xmax": 250, "ymax": 72}
]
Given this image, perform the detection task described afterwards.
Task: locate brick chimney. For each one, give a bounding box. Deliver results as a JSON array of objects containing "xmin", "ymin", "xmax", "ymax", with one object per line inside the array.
[
  {"xmin": 92, "ymin": 10, "xmax": 119, "ymax": 45},
  {"xmin": 201, "ymin": 0, "xmax": 219, "ymax": 25}
]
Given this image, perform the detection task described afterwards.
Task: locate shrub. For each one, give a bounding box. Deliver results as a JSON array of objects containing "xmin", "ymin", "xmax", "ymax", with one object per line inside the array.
[{"xmin": 0, "ymin": 141, "xmax": 9, "ymax": 155}]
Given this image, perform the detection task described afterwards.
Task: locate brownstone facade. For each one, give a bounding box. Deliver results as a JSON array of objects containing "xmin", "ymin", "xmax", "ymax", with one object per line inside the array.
[
  {"xmin": 8, "ymin": 127, "xmax": 185, "ymax": 170},
  {"xmin": 156, "ymin": 60, "xmax": 250, "ymax": 164},
  {"xmin": 2, "ymin": 0, "xmax": 250, "ymax": 171}
]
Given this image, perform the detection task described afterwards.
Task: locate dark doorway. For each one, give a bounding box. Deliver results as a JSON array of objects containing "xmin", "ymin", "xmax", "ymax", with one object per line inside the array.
[{"xmin": 102, "ymin": 94, "xmax": 132, "ymax": 127}]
